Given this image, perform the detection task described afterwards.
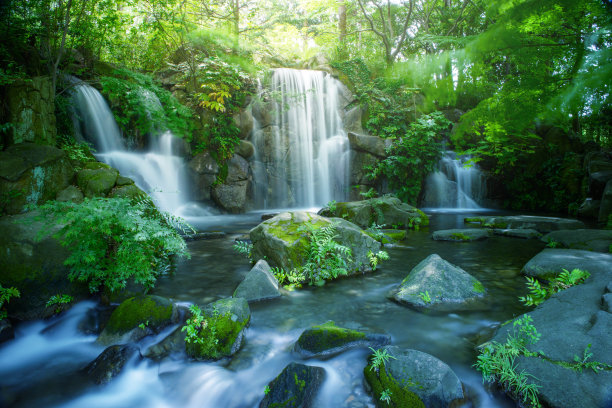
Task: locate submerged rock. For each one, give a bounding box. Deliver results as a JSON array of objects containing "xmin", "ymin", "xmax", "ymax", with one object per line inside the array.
[
  {"xmin": 85, "ymin": 344, "xmax": 141, "ymax": 385},
  {"xmin": 432, "ymin": 228, "xmax": 489, "ymax": 242},
  {"xmin": 318, "ymin": 196, "xmax": 428, "ymax": 229},
  {"xmin": 294, "ymin": 321, "xmax": 391, "ymax": 359},
  {"xmin": 233, "ymin": 260, "xmax": 281, "ymax": 302},
  {"xmin": 389, "ymin": 254, "xmax": 485, "ymax": 311},
  {"xmin": 480, "ymin": 215, "xmax": 585, "ymax": 233},
  {"xmin": 259, "ymin": 362, "xmax": 326, "ymax": 408},
  {"xmin": 541, "ymin": 229, "xmax": 612, "ymax": 253},
  {"xmin": 364, "ymin": 346, "xmax": 464, "ymax": 408}
]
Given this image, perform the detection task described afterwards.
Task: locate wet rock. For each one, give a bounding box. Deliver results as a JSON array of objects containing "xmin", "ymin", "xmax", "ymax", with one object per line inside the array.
[
  {"xmin": 522, "ymin": 248, "xmax": 612, "ymax": 279},
  {"xmin": 110, "ymin": 184, "xmax": 146, "ymax": 199},
  {"xmin": 481, "ymin": 215, "xmax": 585, "ymax": 233},
  {"xmin": 598, "ymin": 179, "xmax": 612, "ymax": 223},
  {"xmin": 211, "ymin": 155, "xmax": 250, "ymax": 213},
  {"xmin": 188, "ymin": 152, "xmax": 219, "ymax": 201},
  {"xmin": 115, "ymin": 175, "xmax": 135, "ymax": 186},
  {"xmin": 588, "ymin": 170, "xmax": 612, "ymax": 199},
  {"xmin": 235, "ymin": 140, "xmax": 255, "ymax": 159},
  {"xmin": 233, "ymin": 109, "xmax": 254, "ymax": 139},
  {"xmin": 349, "ymin": 151, "xmax": 379, "ymax": 186},
  {"xmin": 250, "ymin": 211, "xmax": 380, "ymax": 275},
  {"xmin": 577, "ymin": 198, "xmax": 601, "ymax": 219},
  {"xmin": 347, "ymin": 132, "xmax": 391, "ymax": 158},
  {"xmin": 344, "ymin": 106, "xmax": 363, "ymax": 133},
  {"xmin": 0, "ymin": 319, "xmax": 15, "ymax": 344},
  {"xmin": 364, "ymin": 346, "xmax": 463, "ymax": 408},
  {"xmin": 389, "ymin": 254, "xmax": 485, "ymax": 311},
  {"xmin": 233, "ymin": 260, "xmax": 281, "ymax": 303},
  {"xmin": 85, "ymin": 344, "xmax": 142, "ymax": 384},
  {"xmin": 493, "ymin": 228, "xmax": 542, "ymax": 239},
  {"xmin": 76, "ymin": 162, "xmax": 119, "ymax": 198},
  {"xmin": 541, "ymin": 229, "xmax": 612, "ymax": 253},
  {"xmin": 56, "ymin": 185, "xmax": 84, "ymax": 203},
  {"xmin": 260, "ymin": 362, "xmax": 326, "ymax": 408},
  {"xmin": 432, "ymin": 228, "xmax": 490, "ymax": 242},
  {"xmin": 318, "ymin": 196, "xmax": 428, "ymax": 229},
  {"xmin": 294, "ymin": 321, "xmax": 390, "ymax": 359},
  {"xmin": 97, "ymin": 295, "xmax": 177, "ymax": 346}
]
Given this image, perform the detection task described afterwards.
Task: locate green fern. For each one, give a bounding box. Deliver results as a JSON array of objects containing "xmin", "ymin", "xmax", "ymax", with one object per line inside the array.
[{"xmin": 519, "ymin": 269, "xmax": 590, "ymax": 306}]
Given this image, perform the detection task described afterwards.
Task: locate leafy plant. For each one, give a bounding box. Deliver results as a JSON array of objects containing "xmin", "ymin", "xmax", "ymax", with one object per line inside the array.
[
  {"xmin": 359, "ymin": 188, "xmax": 378, "ymax": 200},
  {"xmin": 418, "ymin": 291, "xmax": 432, "ymax": 304},
  {"xmin": 263, "ymin": 385, "xmax": 270, "ymax": 395},
  {"xmin": 380, "ymin": 388, "xmax": 392, "ymax": 404},
  {"xmin": 450, "ymin": 232, "xmax": 470, "ymax": 241},
  {"xmin": 326, "ymin": 200, "xmax": 337, "ymax": 213},
  {"xmin": 368, "ymin": 347, "xmax": 396, "ymax": 372},
  {"xmin": 233, "ymin": 241, "xmax": 253, "ymax": 260},
  {"xmin": 519, "ymin": 269, "xmax": 590, "ymax": 306},
  {"xmin": 545, "ymin": 239, "xmax": 560, "ymax": 248},
  {"xmin": 368, "ymin": 250, "xmax": 389, "ymax": 271},
  {"xmin": 46, "ymin": 294, "xmax": 73, "ymax": 314},
  {"xmin": 138, "ymin": 320, "xmax": 150, "ymax": 330},
  {"xmin": 571, "ymin": 344, "xmax": 612, "ymax": 373},
  {"xmin": 366, "ymin": 223, "xmax": 385, "ymax": 242},
  {"xmin": 182, "ymin": 304, "xmax": 225, "ymax": 359},
  {"xmin": 0, "ymin": 284, "xmax": 20, "ymax": 320},
  {"xmin": 33, "ymin": 197, "xmax": 191, "ymax": 293}
]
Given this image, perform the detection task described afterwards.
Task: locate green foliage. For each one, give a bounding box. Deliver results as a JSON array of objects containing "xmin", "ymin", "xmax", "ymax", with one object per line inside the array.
[
  {"xmin": 368, "ymin": 250, "xmax": 389, "ymax": 271},
  {"xmin": 271, "ymin": 267, "xmax": 306, "ymax": 291},
  {"xmin": 359, "ymin": 188, "xmax": 378, "ymax": 200},
  {"xmin": 366, "ymin": 223, "xmax": 385, "ymax": 242},
  {"xmin": 570, "ymin": 344, "xmax": 612, "ymax": 373},
  {"xmin": 418, "ymin": 291, "xmax": 432, "ymax": 304},
  {"xmin": 46, "ymin": 294, "xmax": 73, "ymax": 314},
  {"xmin": 368, "ymin": 347, "xmax": 396, "ymax": 372},
  {"xmin": 366, "ymin": 112, "xmax": 450, "ymax": 204},
  {"xmin": 58, "ymin": 135, "xmax": 95, "ymax": 168},
  {"xmin": 233, "ymin": 241, "xmax": 253, "ymax": 260},
  {"xmin": 0, "ymin": 284, "xmax": 20, "ymax": 320},
  {"xmin": 519, "ymin": 269, "xmax": 590, "ymax": 306},
  {"xmin": 182, "ymin": 305, "xmax": 219, "ymax": 355},
  {"xmin": 380, "ymin": 389, "xmax": 393, "ymax": 405},
  {"xmin": 34, "ymin": 197, "xmax": 191, "ymax": 294},
  {"xmin": 263, "ymin": 385, "xmax": 270, "ymax": 395},
  {"xmin": 326, "ymin": 200, "xmax": 337, "ymax": 213},
  {"xmin": 450, "ymin": 232, "xmax": 470, "ymax": 241}
]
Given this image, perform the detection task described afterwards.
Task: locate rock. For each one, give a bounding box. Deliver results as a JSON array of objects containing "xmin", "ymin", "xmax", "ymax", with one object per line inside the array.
[
  {"xmin": 260, "ymin": 362, "xmax": 326, "ymax": 408},
  {"xmin": 432, "ymin": 228, "xmax": 490, "ymax": 242},
  {"xmin": 109, "ymin": 184, "xmax": 146, "ymax": 199},
  {"xmin": 233, "ymin": 260, "xmax": 281, "ymax": 302},
  {"xmin": 522, "ymin": 248, "xmax": 612, "ymax": 279},
  {"xmin": 336, "ymin": 77, "xmax": 355, "ymax": 109},
  {"xmin": 233, "ymin": 109, "xmax": 254, "ymax": 139},
  {"xmin": 380, "ymin": 229, "xmax": 406, "ymax": 243},
  {"xmin": 0, "ymin": 211, "xmax": 88, "ymax": 320},
  {"xmin": 588, "ymin": 170, "xmax": 612, "ymax": 198},
  {"xmin": 347, "ymin": 132, "xmax": 391, "ymax": 157},
  {"xmin": 588, "ymin": 160, "xmax": 612, "ymax": 175},
  {"xmin": 481, "ymin": 215, "xmax": 585, "ymax": 233},
  {"xmin": 598, "ymin": 179, "xmax": 612, "ymax": 223},
  {"xmin": 56, "ymin": 185, "xmax": 84, "ymax": 203},
  {"xmin": 389, "ymin": 254, "xmax": 485, "ymax": 311},
  {"xmin": 235, "ymin": 140, "xmax": 255, "ymax": 159},
  {"xmin": 188, "ymin": 153, "xmax": 219, "ymax": 201},
  {"xmin": 318, "ymin": 196, "xmax": 428, "ymax": 229},
  {"xmin": 188, "ymin": 152, "xmax": 219, "ymax": 175},
  {"xmin": 115, "ymin": 175, "xmax": 135, "ymax": 186},
  {"xmin": 294, "ymin": 321, "xmax": 390, "ymax": 359},
  {"xmin": 488, "ymin": 250, "xmax": 612, "ymax": 408},
  {"xmin": 97, "ymin": 295, "xmax": 177, "ymax": 345},
  {"xmin": 364, "ymin": 346, "xmax": 463, "ymax": 408},
  {"xmin": 343, "ymin": 106, "xmax": 363, "ymax": 133},
  {"xmin": 0, "ymin": 319, "xmax": 15, "ymax": 344},
  {"xmin": 577, "ymin": 198, "xmax": 601, "ymax": 219},
  {"xmin": 541, "ymin": 229, "xmax": 612, "ymax": 252},
  {"xmin": 493, "ymin": 228, "xmax": 542, "ymax": 239},
  {"xmin": 0, "ymin": 143, "xmax": 74, "ymax": 214},
  {"xmin": 76, "ymin": 162, "xmax": 119, "ymax": 198},
  {"xmin": 185, "ymin": 297, "xmax": 250, "ymax": 360},
  {"xmin": 211, "ymin": 155, "xmax": 250, "ymax": 213},
  {"xmin": 85, "ymin": 344, "xmax": 141, "ymax": 385},
  {"xmin": 349, "ymin": 151, "xmax": 379, "ymax": 186},
  {"xmin": 250, "ymin": 211, "xmax": 381, "ymax": 275},
  {"xmin": 251, "ymin": 100, "xmax": 276, "ymax": 129}
]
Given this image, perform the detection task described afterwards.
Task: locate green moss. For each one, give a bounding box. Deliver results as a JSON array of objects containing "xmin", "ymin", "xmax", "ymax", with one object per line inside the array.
[
  {"xmin": 450, "ymin": 232, "xmax": 471, "ymax": 241},
  {"xmin": 416, "ymin": 209, "xmax": 429, "ymax": 227},
  {"xmin": 484, "ymin": 221, "xmax": 508, "ymax": 229},
  {"xmin": 104, "ymin": 295, "xmax": 173, "ymax": 334},
  {"xmin": 266, "ymin": 216, "xmax": 328, "ymax": 268},
  {"xmin": 364, "ymin": 362, "xmax": 425, "ymax": 408},
  {"xmin": 297, "ymin": 321, "xmax": 366, "ymax": 354},
  {"xmin": 473, "ymin": 280, "xmax": 485, "ymax": 294},
  {"xmin": 383, "ymin": 230, "xmax": 407, "ymax": 241},
  {"xmin": 464, "ymin": 217, "xmax": 485, "ymax": 224},
  {"xmin": 83, "ymin": 162, "xmax": 111, "ymax": 170}
]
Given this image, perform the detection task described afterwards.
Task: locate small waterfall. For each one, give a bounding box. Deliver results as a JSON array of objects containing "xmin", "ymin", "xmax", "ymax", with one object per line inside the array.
[
  {"xmin": 71, "ymin": 83, "xmax": 209, "ymax": 216},
  {"xmin": 422, "ymin": 151, "xmax": 487, "ymax": 209},
  {"xmin": 251, "ymin": 69, "xmax": 350, "ymax": 209}
]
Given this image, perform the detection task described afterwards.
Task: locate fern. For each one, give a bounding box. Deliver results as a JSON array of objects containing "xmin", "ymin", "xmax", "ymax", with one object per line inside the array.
[{"xmin": 519, "ymin": 269, "xmax": 590, "ymax": 306}]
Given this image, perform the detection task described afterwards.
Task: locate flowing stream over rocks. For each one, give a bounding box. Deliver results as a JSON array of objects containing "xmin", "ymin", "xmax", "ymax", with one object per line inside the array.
[{"xmin": 1, "ymin": 211, "xmax": 542, "ymax": 408}]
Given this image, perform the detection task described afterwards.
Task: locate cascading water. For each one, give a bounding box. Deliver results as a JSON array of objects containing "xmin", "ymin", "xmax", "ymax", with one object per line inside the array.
[
  {"xmin": 251, "ymin": 69, "xmax": 350, "ymax": 209},
  {"xmin": 422, "ymin": 151, "xmax": 487, "ymax": 209},
  {"xmin": 71, "ymin": 83, "xmax": 210, "ymax": 216}
]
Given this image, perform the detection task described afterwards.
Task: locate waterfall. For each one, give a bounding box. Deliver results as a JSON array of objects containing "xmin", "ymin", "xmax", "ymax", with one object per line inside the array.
[
  {"xmin": 71, "ymin": 83, "xmax": 209, "ymax": 216},
  {"xmin": 422, "ymin": 151, "xmax": 487, "ymax": 209},
  {"xmin": 251, "ymin": 69, "xmax": 350, "ymax": 209}
]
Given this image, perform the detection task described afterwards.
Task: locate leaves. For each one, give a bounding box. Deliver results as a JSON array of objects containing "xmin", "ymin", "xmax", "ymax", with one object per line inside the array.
[{"xmin": 519, "ymin": 269, "xmax": 590, "ymax": 306}]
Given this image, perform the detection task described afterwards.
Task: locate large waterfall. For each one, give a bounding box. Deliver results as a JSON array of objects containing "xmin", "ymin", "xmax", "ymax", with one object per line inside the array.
[
  {"xmin": 421, "ymin": 151, "xmax": 487, "ymax": 209},
  {"xmin": 71, "ymin": 83, "xmax": 206, "ymax": 216},
  {"xmin": 251, "ymin": 69, "xmax": 350, "ymax": 209}
]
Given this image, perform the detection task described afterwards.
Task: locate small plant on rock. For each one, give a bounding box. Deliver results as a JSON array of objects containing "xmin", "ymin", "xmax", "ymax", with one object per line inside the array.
[
  {"xmin": 233, "ymin": 241, "xmax": 253, "ymax": 260},
  {"xmin": 418, "ymin": 291, "xmax": 432, "ymax": 304},
  {"xmin": 368, "ymin": 250, "xmax": 389, "ymax": 271},
  {"xmin": 46, "ymin": 294, "xmax": 73, "ymax": 314},
  {"xmin": 369, "ymin": 347, "xmax": 396, "ymax": 372},
  {"xmin": 0, "ymin": 284, "xmax": 20, "ymax": 319},
  {"xmin": 182, "ymin": 304, "xmax": 220, "ymax": 357},
  {"xmin": 519, "ymin": 269, "xmax": 590, "ymax": 306},
  {"xmin": 380, "ymin": 388, "xmax": 392, "ymax": 404},
  {"xmin": 326, "ymin": 200, "xmax": 337, "ymax": 213}
]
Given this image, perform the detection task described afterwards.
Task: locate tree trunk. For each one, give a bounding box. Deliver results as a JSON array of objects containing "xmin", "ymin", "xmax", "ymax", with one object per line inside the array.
[{"xmin": 338, "ymin": 1, "xmax": 346, "ymax": 44}]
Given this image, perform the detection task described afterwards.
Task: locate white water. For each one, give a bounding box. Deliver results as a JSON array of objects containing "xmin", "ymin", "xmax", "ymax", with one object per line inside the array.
[
  {"xmin": 252, "ymin": 69, "xmax": 350, "ymax": 209},
  {"xmin": 71, "ymin": 83, "xmax": 211, "ymax": 216},
  {"xmin": 422, "ymin": 151, "xmax": 487, "ymax": 210}
]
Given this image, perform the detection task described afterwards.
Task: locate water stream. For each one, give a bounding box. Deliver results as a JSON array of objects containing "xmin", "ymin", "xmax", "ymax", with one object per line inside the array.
[{"xmin": 0, "ymin": 211, "xmax": 542, "ymax": 408}]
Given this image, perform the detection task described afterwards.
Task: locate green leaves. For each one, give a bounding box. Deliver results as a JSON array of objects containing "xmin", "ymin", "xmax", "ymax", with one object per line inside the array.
[
  {"xmin": 519, "ymin": 269, "xmax": 590, "ymax": 306},
  {"xmin": 0, "ymin": 284, "xmax": 20, "ymax": 320}
]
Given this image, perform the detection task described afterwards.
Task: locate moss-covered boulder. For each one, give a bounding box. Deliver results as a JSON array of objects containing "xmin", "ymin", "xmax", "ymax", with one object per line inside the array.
[
  {"xmin": 318, "ymin": 196, "xmax": 428, "ymax": 229},
  {"xmin": 480, "ymin": 215, "xmax": 585, "ymax": 233},
  {"xmin": 110, "ymin": 184, "xmax": 146, "ymax": 199},
  {"xmin": 364, "ymin": 346, "xmax": 463, "ymax": 408},
  {"xmin": 389, "ymin": 254, "xmax": 485, "ymax": 311},
  {"xmin": 250, "ymin": 211, "xmax": 380, "ymax": 274},
  {"xmin": 185, "ymin": 297, "xmax": 251, "ymax": 361},
  {"xmin": 97, "ymin": 295, "xmax": 177, "ymax": 345},
  {"xmin": 85, "ymin": 344, "xmax": 142, "ymax": 385},
  {"xmin": 0, "ymin": 143, "xmax": 74, "ymax": 214},
  {"xmin": 432, "ymin": 228, "xmax": 490, "ymax": 242},
  {"xmin": 259, "ymin": 362, "xmax": 326, "ymax": 408},
  {"xmin": 77, "ymin": 162, "xmax": 119, "ymax": 198},
  {"xmin": 56, "ymin": 185, "xmax": 84, "ymax": 203},
  {"xmin": 294, "ymin": 321, "xmax": 391, "ymax": 359},
  {"xmin": 233, "ymin": 260, "xmax": 281, "ymax": 303}
]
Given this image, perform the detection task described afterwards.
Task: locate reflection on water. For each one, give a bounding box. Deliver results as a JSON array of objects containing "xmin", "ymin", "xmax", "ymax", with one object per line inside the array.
[{"xmin": 0, "ymin": 211, "xmax": 542, "ymax": 408}]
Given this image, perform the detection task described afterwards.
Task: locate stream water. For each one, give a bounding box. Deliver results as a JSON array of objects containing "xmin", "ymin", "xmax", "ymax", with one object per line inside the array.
[{"xmin": 0, "ymin": 210, "xmax": 544, "ymax": 408}]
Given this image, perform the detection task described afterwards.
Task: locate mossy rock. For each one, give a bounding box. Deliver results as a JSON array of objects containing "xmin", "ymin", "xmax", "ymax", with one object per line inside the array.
[
  {"xmin": 432, "ymin": 228, "xmax": 490, "ymax": 242},
  {"xmin": 97, "ymin": 295, "xmax": 176, "ymax": 345},
  {"xmin": 382, "ymin": 229, "xmax": 407, "ymax": 243},
  {"xmin": 110, "ymin": 184, "xmax": 146, "ymax": 199},
  {"xmin": 77, "ymin": 164, "xmax": 119, "ymax": 198},
  {"xmin": 260, "ymin": 362, "xmax": 326, "ymax": 408},
  {"xmin": 294, "ymin": 321, "xmax": 390, "ymax": 359},
  {"xmin": 481, "ymin": 215, "xmax": 585, "ymax": 233},
  {"xmin": 185, "ymin": 297, "xmax": 251, "ymax": 361},
  {"xmin": 364, "ymin": 361, "xmax": 425, "ymax": 408}
]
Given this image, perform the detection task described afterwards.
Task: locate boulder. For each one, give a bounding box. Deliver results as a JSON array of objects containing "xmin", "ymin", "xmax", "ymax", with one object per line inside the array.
[
  {"xmin": 481, "ymin": 215, "xmax": 585, "ymax": 233},
  {"xmin": 235, "ymin": 140, "xmax": 255, "ymax": 159},
  {"xmin": 432, "ymin": 228, "xmax": 490, "ymax": 242},
  {"xmin": 588, "ymin": 170, "xmax": 612, "ymax": 198},
  {"xmin": 251, "ymin": 99, "xmax": 276, "ymax": 128},
  {"xmin": 349, "ymin": 150, "xmax": 378, "ymax": 186},
  {"xmin": 577, "ymin": 198, "xmax": 601, "ymax": 219},
  {"xmin": 389, "ymin": 254, "xmax": 485, "ymax": 311},
  {"xmin": 233, "ymin": 260, "xmax": 281, "ymax": 302},
  {"xmin": 598, "ymin": 179, "xmax": 612, "ymax": 223},
  {"xmin": 56, "ymin": 185, "xmax": 84, "ymax": 204},
  {"xmin": 97, "ymin": 295, "xmax": 177, "ymax": 346},
  {"xmin": 85, "ymin": 344, "xmax": 141, "ymax": 384},
  {"xmin": 188, "ymin": 152, "xmax": 219, "ymax": 201},
  {"xmin": 185, "ymin": 297, "xmax": 250, "ymax": 361},
  {"xmin": 493, "ymin": 228, "xmax": 542, "ymax": 239},
  {"xmin": 294, "ymin": 321, "xmax": 390, "ymax": 359},
  {"xmin": 233, "ymin": 109, "xmax": 254, "ymax": 139},
  {"xmin": 588, "ymin": 160, "xmax": 612, "ymax": 175},
  {"xmin": 364, "ymin": 346, "xmax": 463, "ymax": 408},
  {"xmin": 318, "ymin": 196, "xmax": 428, "ymax": 229},
  {"xmin": 250, "ymin": 211, "xmax": 380, "ymax": 274},
  {"xmin": 347, "ymin": 132, "xmax": 391, "ymax": 157},
  {"xmin": 115, "ymin": 175, "xmax": 135, "ymax": 186},
  {"xmin": 76, "ymin": 162, "xmax": 119, "ymax": 198},
  {"xmin": 488, "ymin": 250, "xmax": 612, "ymax": 408},
  {"xmin": 343, "ymin": 106, "xmax": 363, "ymax": 133},
  {"xmin": 259, "ymin": 362, "xmax": 326, "ymax": 408},
  {"xmin": 0, "ymin": 143, "xmax": 74, "ymax": 214},
  {"xmin": 541, "ymin": 229, "xmax": 612, "ymax": 253},
  {"xmin": 211, "ymin": 155, "xmax": 250, "ymax": 213},
  {"xmin": 109, "ymin": 184, "xmax": 146, "ymax": 199}
]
